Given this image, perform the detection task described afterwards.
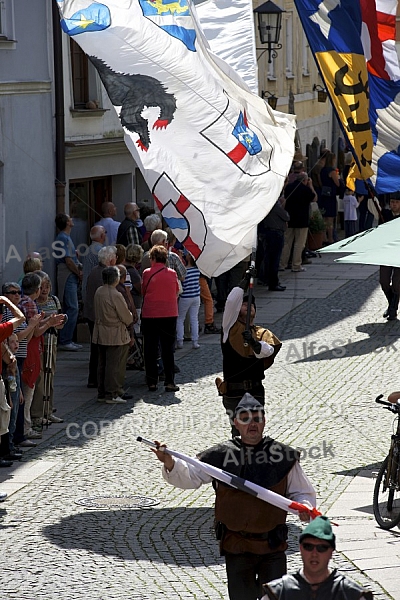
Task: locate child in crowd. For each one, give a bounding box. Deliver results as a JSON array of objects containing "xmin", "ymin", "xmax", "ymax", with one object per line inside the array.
[
  {"xmin": 176, "ymin": 254, "xmax": 201, "ymax": 350},
  {"xmin": 343, "ymin": 187, "xmax": 360, "ymax": 238}
]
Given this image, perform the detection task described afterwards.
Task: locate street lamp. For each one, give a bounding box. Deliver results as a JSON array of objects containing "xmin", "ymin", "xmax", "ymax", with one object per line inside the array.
[
  {"xmin": 254, "ymin": 1, "xmax": 285, "ymax": 63},
  {"xmin": 261, "ymin": 90, "xmax": 278, "ymax": 110},
  {"xmin": 313, "ymin": 84, "xmax": 328, "ymax": 103}
]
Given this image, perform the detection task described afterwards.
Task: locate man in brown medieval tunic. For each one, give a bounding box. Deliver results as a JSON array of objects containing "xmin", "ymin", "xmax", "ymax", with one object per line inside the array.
[{"xmin": 153, "ymin": 395, "xmax": 316, "ymax": 600}]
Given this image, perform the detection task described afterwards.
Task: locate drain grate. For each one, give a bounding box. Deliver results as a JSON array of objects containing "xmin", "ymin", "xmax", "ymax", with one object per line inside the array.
[{"xmin": 75, "ymin": 495, "xmax": 159, "ymax": 509}]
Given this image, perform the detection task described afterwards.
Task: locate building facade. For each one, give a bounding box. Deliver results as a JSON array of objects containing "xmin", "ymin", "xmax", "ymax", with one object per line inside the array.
[
  {"xmin": 0, "ymin": 0, "xmax": 56, "ymax": 280},
  {"xmin": 253, "ymin": 0, "xmax": 335, "ymax": 167},
  {"xmin": 61, "ymin": 34, "xmax": 148, "ymax": 251},
  {"xmin": 0, "ymin": 0, "xmax": 145, "ymax": 280}
]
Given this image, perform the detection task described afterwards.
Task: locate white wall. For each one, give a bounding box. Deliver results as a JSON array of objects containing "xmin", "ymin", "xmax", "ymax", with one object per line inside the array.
[{"xmin": 0, "ymin": 1, "xmax": 55, "ymax": 281}]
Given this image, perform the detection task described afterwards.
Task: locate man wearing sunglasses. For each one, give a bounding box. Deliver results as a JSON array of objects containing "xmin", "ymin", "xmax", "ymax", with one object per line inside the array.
[
  {"xmin": 153, "ymin": 394, "xmax": 316, "ymax": 600},
  {"xmin": 262, "ymin": 516, "xmax": 373, "ymax": 599}
]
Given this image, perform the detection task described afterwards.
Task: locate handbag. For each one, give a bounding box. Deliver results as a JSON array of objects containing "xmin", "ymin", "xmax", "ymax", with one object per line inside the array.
[{"xmin": 321, "ymin": 185, "xmax": 332, "ymax": 197}]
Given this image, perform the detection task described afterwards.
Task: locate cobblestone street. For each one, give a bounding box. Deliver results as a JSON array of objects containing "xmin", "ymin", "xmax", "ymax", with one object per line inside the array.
[{"xmin": 1, "ymin": 254, "xmax": 399, "ymax": 599}]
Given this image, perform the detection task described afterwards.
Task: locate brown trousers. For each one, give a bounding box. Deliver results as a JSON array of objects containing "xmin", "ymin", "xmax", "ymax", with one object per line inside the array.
[{"xmin": 98, "ymin": 344, "xmax": 129, "ymax": 399}]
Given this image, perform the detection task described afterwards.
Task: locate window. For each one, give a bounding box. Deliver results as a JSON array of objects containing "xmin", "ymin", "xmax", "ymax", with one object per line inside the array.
[
  {"xmin": 285, "ymin": 13, "xmax": 293, "ymax": 78},
  {"xmin": 70, "ymin": 39, "xmax": 90, "ymax": 108},
  {"xmin": 0, "ymin": 0, "xmax": 16, "ymax": 48},
  {"xmin": 70, "ymin": 39, "xmax": 102, "ymax": 110}
]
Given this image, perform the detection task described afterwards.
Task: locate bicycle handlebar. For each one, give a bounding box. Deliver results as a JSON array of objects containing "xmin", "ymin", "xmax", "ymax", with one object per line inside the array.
[
  {"xmin": 375, "ymin": 394, "xmax": 400, "ymax": 414},
  {"xmin": 375, "ymin": 394, "xmax": 387, "ymax": 405}
]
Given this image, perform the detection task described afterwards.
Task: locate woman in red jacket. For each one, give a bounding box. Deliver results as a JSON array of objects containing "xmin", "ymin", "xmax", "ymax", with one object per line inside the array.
[{"xmin": 141, "ymin": 245, "xmax": 179, "ymax": 392}]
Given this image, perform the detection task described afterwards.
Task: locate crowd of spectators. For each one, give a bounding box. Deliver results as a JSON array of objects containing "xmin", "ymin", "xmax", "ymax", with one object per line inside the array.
[
  {"xmin": 2, "ymin": 169, "xmax": 394, "ymax": 494},
  {"xmin": 1, "ymin": 162, "xmax": 396, "ymax": 481},
  {"xmin": 256, "ymin": 149, "xmax": 395, "ymax": 291},
  {"xmin": 1, "ymin": 264, "xmax": 65, "ymax": 474},
  {"xmin": 0, "ymin": 204, "xmax": 226, "ymax": 484}
]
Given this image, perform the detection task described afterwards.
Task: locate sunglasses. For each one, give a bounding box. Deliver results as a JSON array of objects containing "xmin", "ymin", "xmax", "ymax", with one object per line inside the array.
[
  {"xmin": 7, "ymin": 290, "xmax": 21, "ymax": 295},
  {"xmin": 236, "ymin": 414, "xmax": 264, "ymax": 424},
  {"xmin": 301, "ymin": 542, "xmax": 331, "ymax": 553}
]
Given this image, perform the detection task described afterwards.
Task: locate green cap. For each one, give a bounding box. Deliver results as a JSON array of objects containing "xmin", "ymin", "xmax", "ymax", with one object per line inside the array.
[{"xmin": 299, "ymin": 516, "xmax": 335, "ymax": 549}]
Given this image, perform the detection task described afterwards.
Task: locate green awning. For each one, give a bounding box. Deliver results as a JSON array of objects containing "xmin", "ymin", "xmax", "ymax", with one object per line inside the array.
[{"xmin": 319, "ymin": 219, "xmax": 400, "ymax": 261}]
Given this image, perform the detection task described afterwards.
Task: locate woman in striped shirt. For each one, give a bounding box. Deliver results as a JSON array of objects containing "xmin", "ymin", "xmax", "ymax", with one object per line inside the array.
[{"xmin": 176, "ymin": 254, "xmax": 201, "ymax": 350}]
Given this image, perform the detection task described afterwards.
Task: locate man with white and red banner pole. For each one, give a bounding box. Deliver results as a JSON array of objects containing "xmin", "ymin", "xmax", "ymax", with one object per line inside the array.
[{"xmin": 140, "ymin": 394, "xmax": 317, "ymax": 600}]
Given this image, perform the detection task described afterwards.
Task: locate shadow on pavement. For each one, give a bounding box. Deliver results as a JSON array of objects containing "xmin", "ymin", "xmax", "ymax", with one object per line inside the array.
[
  {"xmin": 334, "ymin": 463, "xmax": 382, "ymax": 476},
  {"xmin": 292, "ymin": 321, "xmax": 400, "ymax": 364},
  {"xmin": 42, "ymin": 507, "xmax": 221, "ymax": 565},
  {"xmin": 274, "ymin": 277, "xmax": 380, "ymax": 343},
  {"xmin": 43, "ymin": 506, "xmax": 305, "ymax": 563}
]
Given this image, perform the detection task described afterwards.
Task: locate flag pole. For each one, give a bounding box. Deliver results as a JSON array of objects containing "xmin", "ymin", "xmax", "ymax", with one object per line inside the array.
[
  {"xmin": 244, "ymin": 229, "xmax": 258, "ymax": 345},
  {"xmin": 364, "ymin": 181, "xmax": 384, "ymax": 223},
  {"xmin": 137, "ymin": 436, "xmax": 322, "ymax": 520}
]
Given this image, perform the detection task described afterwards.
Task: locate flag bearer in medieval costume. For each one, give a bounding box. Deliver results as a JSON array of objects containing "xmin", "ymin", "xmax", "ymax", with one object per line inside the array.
[
  {"xmin": 216, "ymin": 266, "xmax": 282, "ymax": 435},
  {"xmin": 153, "ymin": 395, "xmax": 316, "ymax": 600}
]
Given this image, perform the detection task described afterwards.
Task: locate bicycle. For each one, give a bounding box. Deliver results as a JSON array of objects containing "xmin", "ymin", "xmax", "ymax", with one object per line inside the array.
[{"xmin": 373, "ymin": 394, "xmax": 400, "ymax": 530}]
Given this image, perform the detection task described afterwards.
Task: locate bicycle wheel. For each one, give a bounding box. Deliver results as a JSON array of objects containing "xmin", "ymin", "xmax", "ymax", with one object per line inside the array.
[
  {"xmin": 127, "ymin": 334, "xmax": 145, "ymax": 371},
  {"xmin": 373, "ymin": 455, "xmax": 400, "ymax": 530}
]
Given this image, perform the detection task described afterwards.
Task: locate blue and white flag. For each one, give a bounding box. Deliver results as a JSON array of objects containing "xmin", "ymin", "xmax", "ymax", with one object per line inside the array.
[
  {"xmin": 138, "ymin": 0, "xmax": 196, "ymax": 51},
  {"xmin": 57, "ymin": 0, "xmax": 296, "ymax": 277}
]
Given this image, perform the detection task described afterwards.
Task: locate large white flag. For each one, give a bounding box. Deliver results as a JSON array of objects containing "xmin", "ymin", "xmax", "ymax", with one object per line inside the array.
[
  {"xmin": 194, "ymin": 0, "xmax": 258, "ymax": 94},
  {"xmin": 57, "ymin": 0, "xmax": 296, "ymax": 277}
]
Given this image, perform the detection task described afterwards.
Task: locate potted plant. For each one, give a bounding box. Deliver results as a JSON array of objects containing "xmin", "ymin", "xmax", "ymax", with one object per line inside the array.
[{"xmin": 307, "ymin": 208, "xmax": 326, "ymax": 250}]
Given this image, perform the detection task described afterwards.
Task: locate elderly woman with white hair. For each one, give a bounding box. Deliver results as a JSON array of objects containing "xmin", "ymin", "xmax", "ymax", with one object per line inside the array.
[
  {"xmin": 141, "ymin": 229, "xmax": 187, "ymax": 282},
  {"xmin": 142, "ymin": 213, "xmax": 162, "ymax": 251},
  {"xmin": 93, "ymin": 266, "xmax": 134, "ymax": 403}
]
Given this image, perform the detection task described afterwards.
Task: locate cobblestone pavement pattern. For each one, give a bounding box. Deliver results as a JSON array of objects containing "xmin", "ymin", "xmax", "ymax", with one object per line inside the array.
[{"xmin": 0, "ymin": 255, "xmax": 398, "ymax": 599}]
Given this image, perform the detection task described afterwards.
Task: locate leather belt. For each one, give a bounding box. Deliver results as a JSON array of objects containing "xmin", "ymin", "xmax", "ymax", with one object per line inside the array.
[
  {"xmin": 238, "ymin": 531, "xmax": 270, "ymax": 540},
  {"xmin": 226, "ymin": 380, "xmax": 262, "ymax": 391}
]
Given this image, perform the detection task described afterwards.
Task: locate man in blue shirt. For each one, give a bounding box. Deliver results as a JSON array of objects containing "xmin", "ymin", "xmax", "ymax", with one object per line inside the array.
[{"xmin": 54, "ymin": 213, "xmax": 82, "ymax": 351}]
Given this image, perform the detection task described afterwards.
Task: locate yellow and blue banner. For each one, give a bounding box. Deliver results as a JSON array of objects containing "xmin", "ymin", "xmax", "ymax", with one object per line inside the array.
[
  {"xmin": 295, "ymin": 0, "xmax": 400, "ymax": 194},
  {"xmin": 294, "ymin": 0, "xmax": 374, "ymax": 181}
]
